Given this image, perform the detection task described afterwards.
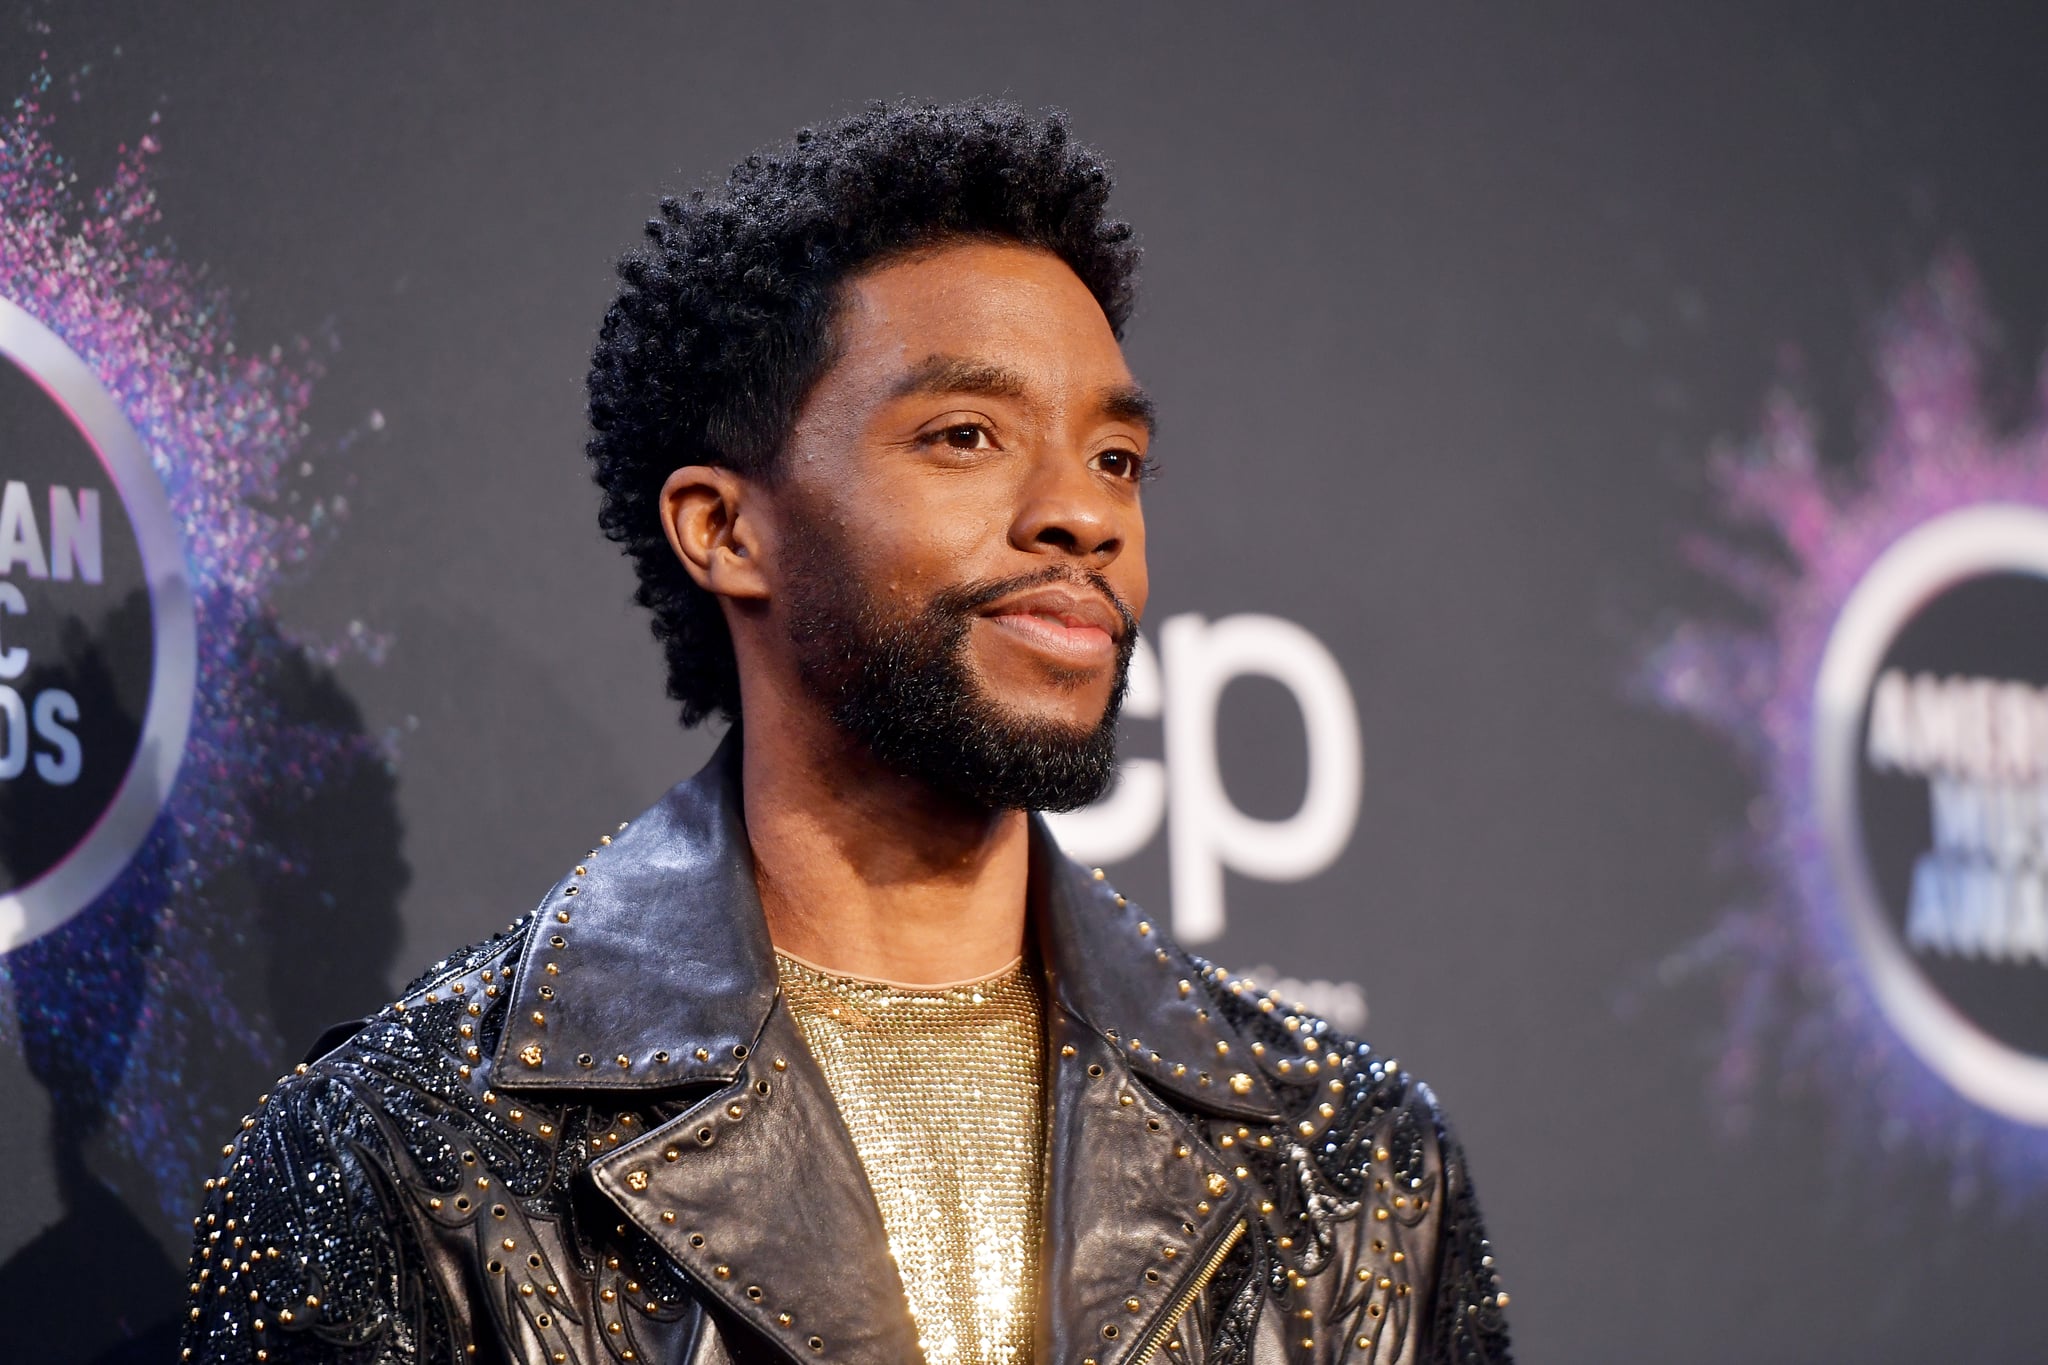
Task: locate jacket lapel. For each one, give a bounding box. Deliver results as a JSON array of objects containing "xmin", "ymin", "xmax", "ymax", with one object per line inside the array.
[
  {"xmin": 491, "ymin": 733, "xmax": 1286, "ymax": 1364},
  {"xmin": 1031, "ymin": 829, "xmax": 1279, "ymax": 1364},
  {"xmin": 1038, "ymin": 1004, "xmax": 1254, "ymax": 1365},
  {"xmin": 588, "ymin": 999, "xmax": 923, "ymax": 1365},
  {"xmin": 492, "ymin": 732, "xmax": 922, "ymax": 1362}
]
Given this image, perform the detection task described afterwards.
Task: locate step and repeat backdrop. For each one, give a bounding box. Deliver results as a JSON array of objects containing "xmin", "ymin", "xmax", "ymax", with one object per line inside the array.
[{"xmin": 3, "ymin": 3, "xmax": 2047, "ymax": 1360}]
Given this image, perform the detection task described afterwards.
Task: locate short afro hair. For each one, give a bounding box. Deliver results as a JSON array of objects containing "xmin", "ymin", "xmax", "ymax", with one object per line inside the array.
[{"xmin": 585, "ymin": 99, "xmax": 1142, "ymax": 727}]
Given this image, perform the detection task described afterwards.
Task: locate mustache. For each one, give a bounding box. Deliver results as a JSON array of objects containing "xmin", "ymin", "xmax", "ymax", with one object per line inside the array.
[{"xmin": 938, "ymin": 566, "xmax": 1140, "ymax": 642}]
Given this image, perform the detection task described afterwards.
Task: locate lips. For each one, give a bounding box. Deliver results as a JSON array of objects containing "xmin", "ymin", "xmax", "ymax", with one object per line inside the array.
[{"xmin": 979, "ymin": 584, "xmax": 1124, "ymax": 664}]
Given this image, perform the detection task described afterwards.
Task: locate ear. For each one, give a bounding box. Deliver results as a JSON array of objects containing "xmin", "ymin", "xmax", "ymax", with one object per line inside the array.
[{"xmin": 659, "ymin": 465, "xmax": 771, "ymax": 602}]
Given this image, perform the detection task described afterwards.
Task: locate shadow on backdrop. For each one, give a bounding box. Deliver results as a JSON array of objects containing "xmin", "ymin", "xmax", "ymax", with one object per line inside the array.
[{"xmin": 0, "ymin": 604, "xmax": 407, "ymax": 1363}]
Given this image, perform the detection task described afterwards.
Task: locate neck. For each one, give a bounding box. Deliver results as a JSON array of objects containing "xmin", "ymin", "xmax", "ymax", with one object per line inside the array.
[{"xmin": 738, "ymin": 700, "xmax": 1032, "ymax": 988}]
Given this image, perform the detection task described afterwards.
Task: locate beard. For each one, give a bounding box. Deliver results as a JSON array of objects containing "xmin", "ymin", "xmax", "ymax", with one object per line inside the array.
[{"xmin": 781, "ymin": 539, "xmax": 1137, "ymax": 813}]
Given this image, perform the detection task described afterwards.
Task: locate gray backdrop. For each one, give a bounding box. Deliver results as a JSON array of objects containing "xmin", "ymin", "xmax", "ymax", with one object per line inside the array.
[{"xmin": 3, "ymin": 2, "xmax": 2047, "ymax": 1359}]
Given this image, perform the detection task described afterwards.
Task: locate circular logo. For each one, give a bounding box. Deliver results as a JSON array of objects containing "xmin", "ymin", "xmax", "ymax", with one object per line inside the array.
[
  {"xmin": 0, "ymin": 297, "xmax": 195, "ymax": 951},
  {"xmin": 1816, "ymin": 503, "xmax": 2048, "ymax": 1125}
]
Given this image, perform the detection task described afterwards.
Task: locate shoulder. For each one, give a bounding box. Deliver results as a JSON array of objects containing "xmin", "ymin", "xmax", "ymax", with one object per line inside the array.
[
  {"xmin": 180, "ymin": 917, "xmax": 545, "ymax": 1361},
  {"xmin": 1189, "ymin": 961, "xmax": 1512, "ymax": 1360},
  {"xmin": 1190, "ymin": 957, "xmax": 1441, "ymax": 1163}
]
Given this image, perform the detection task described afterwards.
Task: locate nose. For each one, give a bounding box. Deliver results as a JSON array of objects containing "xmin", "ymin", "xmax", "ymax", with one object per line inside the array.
[{"xmin": 1009, "ymin": 451, "xmax": 1128, "ymax": 565}]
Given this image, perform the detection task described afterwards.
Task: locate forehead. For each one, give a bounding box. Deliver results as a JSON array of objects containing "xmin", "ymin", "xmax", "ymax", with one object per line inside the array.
[{"xmin": 832, "ymin": 240, "xmax": 1132, "ymax": 390}]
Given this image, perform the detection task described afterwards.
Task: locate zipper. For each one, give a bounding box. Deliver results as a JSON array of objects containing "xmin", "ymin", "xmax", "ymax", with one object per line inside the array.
[{"xmin": 1128, "ymin": 1218, "xmax": 1248, "ymax": 1365}]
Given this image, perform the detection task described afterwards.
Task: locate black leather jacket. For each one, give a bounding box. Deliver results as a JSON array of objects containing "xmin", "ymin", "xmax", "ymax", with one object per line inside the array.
[{"xmin": 181, "ymin": 737, "xmax": 1512, "ymax": 1364}]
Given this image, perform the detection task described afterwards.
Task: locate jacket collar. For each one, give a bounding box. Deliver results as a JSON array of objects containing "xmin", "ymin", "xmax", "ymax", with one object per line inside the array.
[
  {"xmin": 491, "ymin": 728, "xmax": 1283, "ymax": 1123},
  {"xmin": 499, "ymin": 729, "xmax": 1278, "ymax": 1365}
]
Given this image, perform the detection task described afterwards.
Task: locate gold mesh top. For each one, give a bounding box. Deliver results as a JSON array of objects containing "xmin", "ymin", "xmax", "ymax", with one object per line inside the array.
[{"xmin": 776, "ymin": 951, "xmax": 1044, "ymax": 1365}]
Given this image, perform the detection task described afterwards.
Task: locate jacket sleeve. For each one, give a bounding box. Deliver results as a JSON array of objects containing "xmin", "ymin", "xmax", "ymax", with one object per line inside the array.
[
  {"xmin": 1416, "ymin": 1086, "xmax": 1512, "ymax": 1365},
  {"xmin": 179, "ymin": 1058, "xmax": 455, "ymax": 1364}
]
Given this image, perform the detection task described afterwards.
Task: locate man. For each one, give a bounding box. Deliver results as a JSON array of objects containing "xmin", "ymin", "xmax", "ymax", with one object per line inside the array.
[{"xmin": 181, "ymin": 101, "xmax": 1511, "ymax": 1365}]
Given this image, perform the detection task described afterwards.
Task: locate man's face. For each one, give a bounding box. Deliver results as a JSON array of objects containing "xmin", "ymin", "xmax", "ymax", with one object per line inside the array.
[{"xmin": 765, "ymin": 240, "xmax": 1152, "ymax": 811}]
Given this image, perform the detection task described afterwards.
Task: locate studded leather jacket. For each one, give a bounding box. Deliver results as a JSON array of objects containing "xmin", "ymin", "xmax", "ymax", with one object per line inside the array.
[{"xmin": 181, "ymin": 736, "xmax": 1513, "ymax": 1365}]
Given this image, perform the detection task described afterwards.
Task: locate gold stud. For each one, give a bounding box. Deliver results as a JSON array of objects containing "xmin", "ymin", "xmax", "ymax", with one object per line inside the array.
[
  {"xmin": 1215, "ymin": 1041, "xmax": 1230, "ymax": 1055},
  {"xmin": 626, "ymin": 1170, "xmax": 649, "ymax": 1192},
  {"xmin": 1229, "ymin": 1072, "xmax": 1253, "ymax": 1094},
  {"xmin": 1207, "ymin": 1173, "xmax": 1229, "ymax": 1195},
  {"xmin": 772, "ymin": 1056, "xmax": 787, "ymax": 1071}
]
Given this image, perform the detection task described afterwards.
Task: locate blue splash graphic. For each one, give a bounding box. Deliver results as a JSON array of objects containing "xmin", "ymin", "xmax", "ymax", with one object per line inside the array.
[
  {"xmin": 1640, "ymin": 253, "xmax": 2048, "ymax": 1203},
  {"xmin": 0, "ymin": 57, "xmax": 387, "ymax": 1224}
]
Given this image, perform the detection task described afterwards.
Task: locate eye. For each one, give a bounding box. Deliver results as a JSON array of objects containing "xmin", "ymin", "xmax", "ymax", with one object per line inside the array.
[
  {"xmin": 922, "ymin": 422, "xmax": 997, "ymax": 451},
  {"xmin": 1092, "ymin": 447, "xmax": 1152, "ymax": 482}
]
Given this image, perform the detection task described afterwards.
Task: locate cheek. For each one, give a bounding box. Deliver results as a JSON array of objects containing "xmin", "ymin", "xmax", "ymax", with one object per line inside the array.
[
  {"xmin": 845, "ymin": 483, "xmax": 1013, "ymax": 601},
  {"xmin": 1116, "ymin": 527, "xmax": 1150, "ymax": 618}
]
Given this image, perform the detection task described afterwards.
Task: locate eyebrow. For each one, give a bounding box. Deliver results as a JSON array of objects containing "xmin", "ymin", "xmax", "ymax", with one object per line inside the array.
[{"xmin": 890, "ymin": 353, "xmax": 1157, "ymax": 435}]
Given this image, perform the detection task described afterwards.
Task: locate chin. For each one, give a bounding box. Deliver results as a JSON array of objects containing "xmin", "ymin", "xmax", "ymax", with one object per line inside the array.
[
  {"xmin": 983, "ymin": 679, "xmax": 1114, "ymax": 736},
  {"xmin": 970, "ymin": 657, "xmax": 1113, "ymax": 721}
]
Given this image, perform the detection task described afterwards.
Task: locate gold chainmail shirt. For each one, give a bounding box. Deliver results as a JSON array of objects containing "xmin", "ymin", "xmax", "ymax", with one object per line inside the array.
[{"xmin": 776, "ymin": 951, "xmax": 1044, "ymax": 1365}]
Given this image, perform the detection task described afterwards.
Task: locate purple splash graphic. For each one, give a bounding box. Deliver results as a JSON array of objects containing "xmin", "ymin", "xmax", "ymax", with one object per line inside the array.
[
  {"xmin": 0, "ymin": 63, "xmax": 384, "ymax": 1223},
  {"xmin": 1642, "ymin": 252, "xmax": 2048, "ymax": 1201}
]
